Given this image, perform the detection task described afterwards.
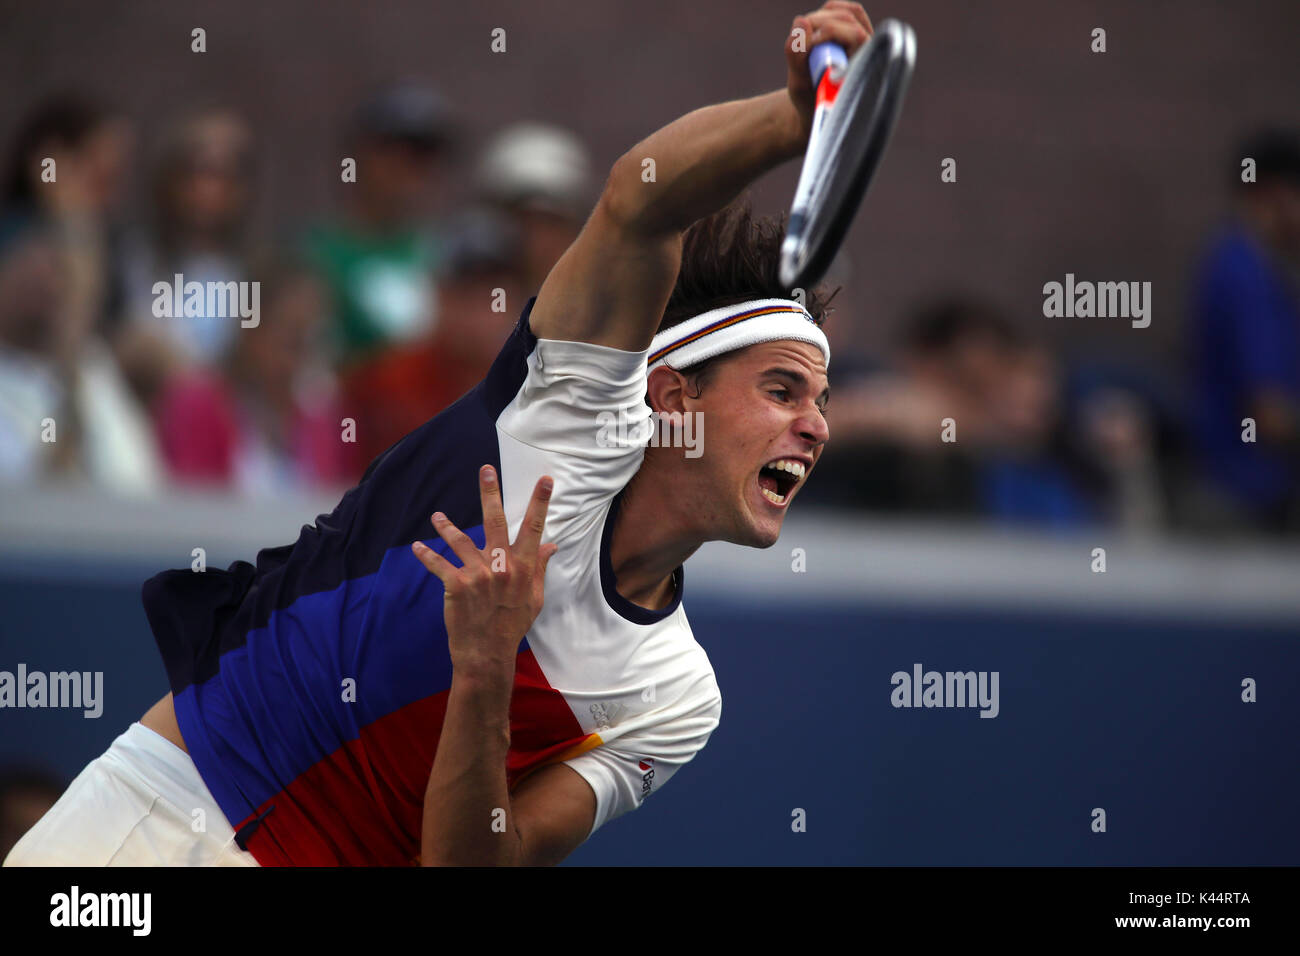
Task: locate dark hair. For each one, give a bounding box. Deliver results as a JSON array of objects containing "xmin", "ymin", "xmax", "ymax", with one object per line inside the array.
[
  {"xmin": 3, "ymin": 94, "xmax": 113, "ymax": 205},
  {"xmin": 1232, "ymin": 127, "xmax": 1300, "ymax": 192},
  {"xmin": 654, "ymin": 198, "xmax": 838, "ymax": 396},
  {"xmin": 441, "ymin": 205, "xmax": 521, "ymax": 279},
  {"xmin": 900, "ymin": 297, "xmax": 1027, "ymax": 357},
  {"xmin": 151, "ymin": 108, "xmax": 254, "ymax": 255}
]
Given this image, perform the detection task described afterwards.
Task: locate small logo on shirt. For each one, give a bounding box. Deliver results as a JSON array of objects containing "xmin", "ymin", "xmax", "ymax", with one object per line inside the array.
[
  {"xmin": 639, "ymin": 758, "xmax": 655, "ymax": 799},
  {"xmin": 590, "ymin": 701, "xmax": 627, "ymax": 731}
]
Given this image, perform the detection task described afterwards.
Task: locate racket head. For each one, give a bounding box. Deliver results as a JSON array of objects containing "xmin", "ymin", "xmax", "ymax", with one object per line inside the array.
[{"xmin": 780, "ymin": 19, "xmax": 917, "ymax": 290}]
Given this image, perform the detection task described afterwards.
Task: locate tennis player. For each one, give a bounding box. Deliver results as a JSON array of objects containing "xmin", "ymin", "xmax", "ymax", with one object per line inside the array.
[{"xmin": 4, "ymin": 1, "xmax": 871, "ymax": 867}]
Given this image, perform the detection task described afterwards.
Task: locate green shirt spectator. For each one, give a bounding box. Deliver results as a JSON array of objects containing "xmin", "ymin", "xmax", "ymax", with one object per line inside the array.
[
  {"xmin": 307, "ymin": 83, "xmax": 457, "ymax": 364},
  {"xmin": 305, "ymin": 224, "xmax": 442, "ymax": 360}
]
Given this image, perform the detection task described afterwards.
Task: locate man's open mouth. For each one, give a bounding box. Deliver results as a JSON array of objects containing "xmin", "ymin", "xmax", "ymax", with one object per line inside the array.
[{"xmin": 757, "ymin": 457, "xmax": 806, "ymax": 506}]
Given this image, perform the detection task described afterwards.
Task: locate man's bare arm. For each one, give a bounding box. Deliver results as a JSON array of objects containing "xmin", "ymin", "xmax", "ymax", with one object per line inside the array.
[
  {"xmin": 529, "ymin": 2, "xmax": 873, "ymax": 352},
  {"xmin": 414, "ymin": 465, "xmax": 596, "ymax": 866},
  {"xmin": 419, "ymin": 665, "xmax": 596, "ymax": 866},
  {"xmin": 420, "ymin": 664, "xmax": 518, "ymax": 865}
]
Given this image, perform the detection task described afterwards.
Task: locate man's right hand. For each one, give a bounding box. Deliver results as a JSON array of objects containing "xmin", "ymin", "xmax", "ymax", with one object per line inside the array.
[
  {"xmin": 412, "ymin": 464, "xmax": 558, "ymax": 680},
  {"xmin": 784, "ymin": 2, "xmax": 874, "ymax": 145}
]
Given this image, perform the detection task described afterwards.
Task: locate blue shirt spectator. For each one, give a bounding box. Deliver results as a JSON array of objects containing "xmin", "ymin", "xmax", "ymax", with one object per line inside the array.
[{"xmin": 1190, "ymin": 220, "xmax": 1300, "ymax": 516}]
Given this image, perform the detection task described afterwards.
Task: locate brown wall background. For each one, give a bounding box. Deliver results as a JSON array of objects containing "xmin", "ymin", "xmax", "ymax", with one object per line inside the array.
[{"xmin": 3, "ymin": 0, "xmax": 1298, "ymax": 381}]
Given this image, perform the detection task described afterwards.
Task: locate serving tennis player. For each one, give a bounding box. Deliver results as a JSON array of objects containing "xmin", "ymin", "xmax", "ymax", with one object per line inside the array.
[{"xmin": 5, "ymin": 1, "xmax": 871, "ymax": 867}]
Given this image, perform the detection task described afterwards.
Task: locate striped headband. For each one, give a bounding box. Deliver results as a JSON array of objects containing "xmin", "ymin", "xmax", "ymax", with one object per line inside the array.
[{"xmin": 647, "ymin": 298, "xmax": 830, "ymax": 373}]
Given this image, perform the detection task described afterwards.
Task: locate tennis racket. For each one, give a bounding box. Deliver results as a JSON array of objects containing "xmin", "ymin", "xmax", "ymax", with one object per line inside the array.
[{"xmin": 779, "ymin": 18, "xmax": 917, "ymax": 290}]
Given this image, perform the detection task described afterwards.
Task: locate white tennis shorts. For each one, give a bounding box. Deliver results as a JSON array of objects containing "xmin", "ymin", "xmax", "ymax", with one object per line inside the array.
[{"xmin": 2, "ymin": 722, "xmax": 260, "ymax": 867}]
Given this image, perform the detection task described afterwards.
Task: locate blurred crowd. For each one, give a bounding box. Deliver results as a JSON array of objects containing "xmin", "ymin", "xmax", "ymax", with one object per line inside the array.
[
  {"xmin": 0, "ymin": 87, "xmax": 1297, "ymax": 537},
  {"xmin": 802, "ymin": 128, "xmax": 1300, "ymax": 538},
  {"xmin": 0, "ymin": 87, "xmax": 592, "ymax": 499}
]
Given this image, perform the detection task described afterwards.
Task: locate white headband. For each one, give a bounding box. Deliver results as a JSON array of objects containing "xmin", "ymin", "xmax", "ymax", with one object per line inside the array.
[{"xmin": 647, "ymin": 298, "xmax": 830, "ymax": 373}]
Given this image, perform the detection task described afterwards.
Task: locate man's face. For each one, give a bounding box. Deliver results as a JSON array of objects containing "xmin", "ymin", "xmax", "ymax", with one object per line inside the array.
[
  {"xmin": 357, "ymin": 138, "xmax": 443, "ymax": 224},
  {"xmin": 667, "ymin": 339, "xmax": 830, "ymax": 549}
]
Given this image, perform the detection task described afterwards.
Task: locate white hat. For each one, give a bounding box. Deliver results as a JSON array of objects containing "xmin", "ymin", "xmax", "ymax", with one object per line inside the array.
[{"xmin": 476, "ymin": 122, "xmax": 593, "ymax": 216}]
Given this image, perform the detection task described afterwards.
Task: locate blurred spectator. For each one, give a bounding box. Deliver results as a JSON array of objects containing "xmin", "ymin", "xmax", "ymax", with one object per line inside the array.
[
  {"xmin": 1188, "ymin": 128, "xmax": 1300, "ymax": 534},
  {"xmin": 342, "ymin": 206, "xmax": 524, "ymax": 470},
  {"xmin": 476, "ymin": 121, "xmax": 593, "ymax": 295},
  {"xmin": 0, "ymin": 233, "xmax": 162, "ymax": 492},
  {"xmin": 116, "ymin": 108, "xmax": 256, "ymax": 408},
  {"xmin": 805, "ymin": 299, "xmax": 1013, "ymax": 516},
  {"xmin": 0, "ymin": 93, "xmax": 133, "ymax": 349},
  {"xmin": 152, "ymin": 254, "xmax": 348, "ymax": 495},
  {"xmin": 1069, "ymin": 383, "xmax": 1165, "ymax": 531},
  {"xmin": 975, "ymin": 341, "xmax": 1105, "ymax": 529},
  {"xmin": 0, "ymin": 765, "xmax": 64, "ymax": 862},
  {"xmin": 805, "ymin": 298, "xmax": 1140, "ymax": 529},
  {"xmin": 304, "ymin": 84, "xmax": 456, "ymax": 366},
  {"xmin": 0, "ymin": 94, "xmax": 162, "ymax": 493}
]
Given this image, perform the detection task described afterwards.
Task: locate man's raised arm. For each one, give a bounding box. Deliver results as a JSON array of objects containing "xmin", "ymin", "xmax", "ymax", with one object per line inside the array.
[{"xmin": 528, "ymin": 2, "xmax": 873, "ymax": 352}]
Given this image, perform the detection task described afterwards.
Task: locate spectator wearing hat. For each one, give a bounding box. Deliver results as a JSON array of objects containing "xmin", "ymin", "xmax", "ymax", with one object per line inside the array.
[
  {"xmin": 304, "ymin": 84, "xmax": 457, "ymax": 365},
  {"xmin": 476, "ymin": 122, "xmax": 594, "ymax": 296}
]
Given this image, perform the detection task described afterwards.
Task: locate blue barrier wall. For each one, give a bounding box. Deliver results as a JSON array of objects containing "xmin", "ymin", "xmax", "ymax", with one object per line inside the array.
[{"xmin": 1, "ymin": 555, "xmax": 1294, "ymax": 866}]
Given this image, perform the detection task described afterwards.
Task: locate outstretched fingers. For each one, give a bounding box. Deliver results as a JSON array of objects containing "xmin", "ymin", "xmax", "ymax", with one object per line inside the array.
[
  {"xmin": 411, "ymin": 540, "xmax": 457, "ymax": 591},
  {"xmin": 413, "ymin": 470, "xmax": 555, "ymax": 599},
  {"xmin": 429, "ymin": 511, "xmax": 482, "ymax": 571},
  {"xmin": 513, "ymin": 475, "xmax": 554, "ymax": 569},
  {"xmin": 478, "ymin": 465, "xmax": 510, "ymax": 556}
]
